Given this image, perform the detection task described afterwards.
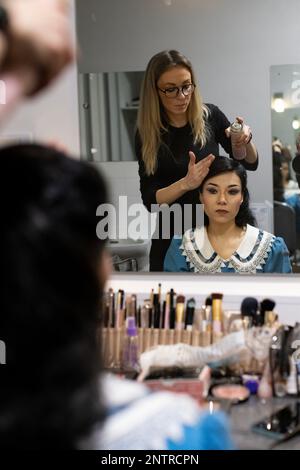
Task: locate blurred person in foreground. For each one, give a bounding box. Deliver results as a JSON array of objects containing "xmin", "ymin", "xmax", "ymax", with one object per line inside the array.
[{"xmin": 0, "ymin": 143, "xmax": 234, "ymax": 450}]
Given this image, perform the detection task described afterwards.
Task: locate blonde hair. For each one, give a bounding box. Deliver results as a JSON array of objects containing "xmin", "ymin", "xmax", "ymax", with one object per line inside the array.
[{"xmin": 137, "ymin": 50, "xmax": 210, "ymax": 176}]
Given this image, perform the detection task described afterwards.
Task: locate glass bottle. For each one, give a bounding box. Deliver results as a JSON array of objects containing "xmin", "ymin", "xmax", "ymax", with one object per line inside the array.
[{"xmin": 122, "ymin": 316, "xmax": 139, "ymax": 373}]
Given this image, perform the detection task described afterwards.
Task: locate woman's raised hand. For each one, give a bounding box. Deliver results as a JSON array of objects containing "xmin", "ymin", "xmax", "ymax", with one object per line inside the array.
[
  {"xmin": 2, "ymin": 0, "xmax": 75, "ymax": 96},
  {"xmin": 182, "ymin": 152, "xmax": 215, "ymax": 191}
]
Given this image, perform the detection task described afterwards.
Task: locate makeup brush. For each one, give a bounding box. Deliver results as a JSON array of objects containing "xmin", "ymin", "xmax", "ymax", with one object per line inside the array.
[
  {"xmin": 108, "ymin": 288, "xmax": 115, "ymax": 328},
  {"xmin": 164, "ymin": 292, "xmax": 170, "ymax": 329},
  {"xmin": 153, "ymin": 293, "xmax": 161, "ymax": 328},
  {"xmin": 260, "ymin": 298, "xmax": 276, "ymax": 326},
  {"xmin": 169, "ymin": 289, "xmax": 176, "ymax": 329},
  {"xmin": 240, "ymin": 297, "xmax": 259, "ymax": 326},
  {"xmin": 185, "ymin": 298, "xmax": 196, "ymax": 331},
  {"xmin": 205, "ymin": 296, "xmax": 213, "ymax": 343},
  {"xmin": 211, "ymin": 293, "xmax": 223, "ymax": 343},
  {"xmin": 158, "ymin": 283, "xmax": 161, "ymax": 304},
  {"xmin": 115, "ymin": 289, "xmax": 124, "ymax": 328},
  {"xmin": 175, "ymin": 295, "xmax": 185, "ymax": 330}
]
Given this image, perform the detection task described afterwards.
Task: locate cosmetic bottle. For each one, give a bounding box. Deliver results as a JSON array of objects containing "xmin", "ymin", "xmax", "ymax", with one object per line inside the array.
[
  {"xmin": 257, "ymin": 360, "xmax": 273, "ymax": 400},
  {"xmin": 122, "ymin": 316, "xmax": 139, "ymax": 373},
  {"xmin": 230, "ymin": 120, "xmax": 246, "ymax": 160}
]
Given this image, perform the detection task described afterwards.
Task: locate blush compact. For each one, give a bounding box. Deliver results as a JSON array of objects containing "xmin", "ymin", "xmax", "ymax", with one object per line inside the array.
[{"xmin": 210, "ymin": 383, "xmax": 250, "ymax": 404}]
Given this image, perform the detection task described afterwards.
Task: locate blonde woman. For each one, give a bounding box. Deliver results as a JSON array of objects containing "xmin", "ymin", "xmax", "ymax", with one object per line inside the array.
[{"xmin": 136, "ymin": 50, "xmax": 258, "ymax": 271}]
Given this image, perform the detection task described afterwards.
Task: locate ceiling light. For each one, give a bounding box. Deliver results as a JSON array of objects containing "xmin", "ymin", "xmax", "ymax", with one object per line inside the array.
[
  {"xmin": 292, "ymin": 117, "xmax": 300, "ymax": 130},
  {"xmin": 273, "ymin": 93, "xmax": 285, "ymax": 113}
]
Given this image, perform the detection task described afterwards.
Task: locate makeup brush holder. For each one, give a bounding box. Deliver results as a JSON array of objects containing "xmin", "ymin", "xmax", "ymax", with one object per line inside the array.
[
  {"xmin": 99, "ymin": 324, "xmax": 281, "ymax": 378},
  {"xmin": 99, "ymin": 327, "xmax": 212, "ymax": 370}
]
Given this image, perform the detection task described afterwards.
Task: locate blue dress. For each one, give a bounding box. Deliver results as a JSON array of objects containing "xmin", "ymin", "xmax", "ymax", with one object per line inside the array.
[
  {"xmin": 286, "ymin": 194, "xmax": 300, "ymax": 233},
  {"xmin": 164, "ymin": 224, "xmax": 292, "ymax": 273}
]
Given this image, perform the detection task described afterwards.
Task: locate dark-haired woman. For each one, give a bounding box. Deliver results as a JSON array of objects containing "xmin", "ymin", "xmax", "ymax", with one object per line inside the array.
[
  {"xmin": 164, "ymin": 157, "xmax": 291, "ymax": 273},
  {"xmin": 0, "ymin": 144, "xmax": 234, "ymax": 450}
]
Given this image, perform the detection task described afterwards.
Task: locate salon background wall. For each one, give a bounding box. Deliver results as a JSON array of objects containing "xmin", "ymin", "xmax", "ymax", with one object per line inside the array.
[
  {"xmin": 108, "ymin": 273, "xmax": 300, "ymax": 326},
  {"xmin": 76, "ymin": 0, "xmax": 300, "ymax": 234},
  {"xmin": 0, "ymin": 1, "xmax": 80, "ymax": 157}
]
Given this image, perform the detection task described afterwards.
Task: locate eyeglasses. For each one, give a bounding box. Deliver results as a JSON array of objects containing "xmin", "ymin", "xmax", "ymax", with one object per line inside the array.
[{"xmin": 157, "ymin": 83, "xmax": 195, "ymax": 99}]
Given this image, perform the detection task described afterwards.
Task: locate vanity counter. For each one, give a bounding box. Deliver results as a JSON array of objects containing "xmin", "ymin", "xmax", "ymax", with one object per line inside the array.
[{"xmin": 230, "ymin": 396, "xmax": 300, "ymax": 450}]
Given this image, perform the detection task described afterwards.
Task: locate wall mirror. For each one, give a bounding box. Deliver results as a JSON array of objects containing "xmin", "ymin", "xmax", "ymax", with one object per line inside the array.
[
  {"xmin": 271, "ymin": 64, "xmax": 300, "ymax": 272},
  {"xmin": 75, "ymin": 0, "xmax": 300, "ymax": 274}
]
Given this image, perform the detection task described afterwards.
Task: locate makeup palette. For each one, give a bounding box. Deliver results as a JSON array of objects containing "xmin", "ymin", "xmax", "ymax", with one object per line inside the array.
[
  {"xmin": 211, "ymin": 383, "xmax": 250, "ymax": 404},
  {"xmin": 145, "ymin": 377, "xmax": 205, "ymax": 405}
]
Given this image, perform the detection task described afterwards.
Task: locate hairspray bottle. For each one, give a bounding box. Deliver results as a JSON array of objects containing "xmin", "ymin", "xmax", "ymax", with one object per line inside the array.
[{"xmin": 230, "ymin": 120, "xmax": 246, "ymax": 160}]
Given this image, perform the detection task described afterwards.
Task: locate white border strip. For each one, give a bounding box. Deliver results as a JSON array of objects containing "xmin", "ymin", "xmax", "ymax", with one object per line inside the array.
[{"xmin": 108, "ymin": 273, "xmax": 300, "ymax": 299}]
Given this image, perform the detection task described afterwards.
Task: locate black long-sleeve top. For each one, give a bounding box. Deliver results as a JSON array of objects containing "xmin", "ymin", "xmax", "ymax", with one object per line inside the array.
[
  {"xmin": 136, "ymin": 103, "xmax": 258, "ymax": 211},
  {"xmin": 135, "ymin": 103, "xmax": 259, "ymax": 270}
]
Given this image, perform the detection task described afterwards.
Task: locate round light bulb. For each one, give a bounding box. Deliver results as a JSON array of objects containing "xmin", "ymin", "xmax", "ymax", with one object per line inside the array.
[{"xmin": 273, "ymin": 97, "xmax": 285, "ymax": 113}]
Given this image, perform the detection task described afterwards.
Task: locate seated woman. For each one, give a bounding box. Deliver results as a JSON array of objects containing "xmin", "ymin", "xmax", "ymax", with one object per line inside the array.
[
  {"xmin": 164, "ymin": 157, "xmax": 292, "ymax": 273},
  {"xmin": 0, "ymin": 143, "xmax": 233, "ymax": 450}
]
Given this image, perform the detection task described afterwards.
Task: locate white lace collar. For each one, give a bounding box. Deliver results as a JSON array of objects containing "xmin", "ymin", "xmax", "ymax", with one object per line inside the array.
[{"xmin": 180, "ymin": 224, "xmax": 275, "ymax": 273}]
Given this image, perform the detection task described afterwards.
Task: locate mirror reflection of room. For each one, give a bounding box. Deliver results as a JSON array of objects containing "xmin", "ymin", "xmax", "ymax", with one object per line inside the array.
[
  {"xmin": 76, "ymin": 0, "xmax": 299, "ymax": 274},
  {"xmin": 271, "ymin": 65, "xmax": 300, "ymax": 272},
  {"xmin": 136, "ymin": 50, "xmax": 258, "ymax": 272}
]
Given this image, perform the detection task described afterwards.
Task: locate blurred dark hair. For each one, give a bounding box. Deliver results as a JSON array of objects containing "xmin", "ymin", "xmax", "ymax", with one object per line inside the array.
[
  {"xmin": 281, "ymin": 146, "xmax": 292, "ymax": 162},
  {"xmin": 0, "ymin": 144, "xmax": 108, "ymax": 449},
  {"xmin": 199, "ymin": 156, "xmax": 256, "ymax": 227},
  {"xmin": 281, "ymin": 156, "xmax": 292, "ymax": 182},
  {"xmin": 272, "ymin": 149, "xmax": 285, "ymax": 202}
]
